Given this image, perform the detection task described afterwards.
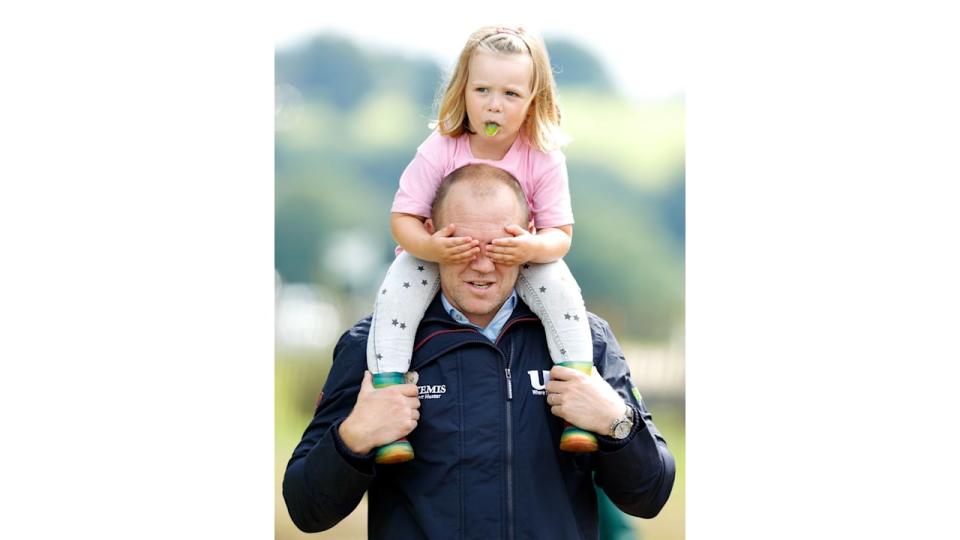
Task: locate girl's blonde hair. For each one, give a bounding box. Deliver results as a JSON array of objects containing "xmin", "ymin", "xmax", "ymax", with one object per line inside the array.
[{"xmin": 435, "ymin": 25, "xmax": 567, "ymax": 152}]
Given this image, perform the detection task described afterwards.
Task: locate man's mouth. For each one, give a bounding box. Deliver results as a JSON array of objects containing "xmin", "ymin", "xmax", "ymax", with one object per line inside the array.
[{"xmin": 467, "ymin": 280, "xmax": 494, "ymax": 290}]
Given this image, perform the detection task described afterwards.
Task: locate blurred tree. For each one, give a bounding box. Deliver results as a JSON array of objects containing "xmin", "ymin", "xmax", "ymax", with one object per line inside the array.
[
  {"xmin": 566, "ymin": 163, "xmax": 683, "ymax": 339},
  {"xmin": 367, "ymin": 54, "xmax": 443, "ymax": 114},
  {"xmin": 275, "ymin": 187, "xmax": 330, "ymax": 284},
  {"xmin": 658, "ymin": 170, "xmax": 686, "ymax": 244},
  {"xmin": 545, "ymin": 38, "xmax": 616, "ymax": 93},
  {"xmin": 276, "ymin": 34, "xmax": 445, "ymax": 115},
  {"xmin": 275, "ymin": 35, "xmax": 374, "ymax": 110}
]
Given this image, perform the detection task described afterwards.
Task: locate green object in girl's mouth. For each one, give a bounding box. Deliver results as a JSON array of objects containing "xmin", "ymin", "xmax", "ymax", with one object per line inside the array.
[{"xmin": 484, "ymin": 122, "xmax": 500, "ymax": 136}]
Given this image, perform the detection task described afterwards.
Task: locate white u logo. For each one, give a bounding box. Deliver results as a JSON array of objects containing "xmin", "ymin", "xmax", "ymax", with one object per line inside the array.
[{"xmin": 527, "ymin": 370, "xmax": 551, "ymax": 390}]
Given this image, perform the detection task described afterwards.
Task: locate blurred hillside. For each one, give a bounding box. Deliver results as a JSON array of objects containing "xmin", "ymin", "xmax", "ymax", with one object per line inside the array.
[{"xmin": 275, "ymin": 34, "xmax": 684, "ymax": 341}]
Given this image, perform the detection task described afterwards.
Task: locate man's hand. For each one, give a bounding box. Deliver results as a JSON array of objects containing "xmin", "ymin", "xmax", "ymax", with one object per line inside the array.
[
  {"xmin": 338, "ymin": 371, "xmax": 421, "ymax": 454},
  {"xmin": 487, "ymin": 224, "xmax": 541, "ymax": 265},
  {"xmin": 424, "ymin": 223, "xmax": 480, "ymax": 264},
  {"xmin": 545, "ymin": 366, "xmax": 627, "ymax": 435}
]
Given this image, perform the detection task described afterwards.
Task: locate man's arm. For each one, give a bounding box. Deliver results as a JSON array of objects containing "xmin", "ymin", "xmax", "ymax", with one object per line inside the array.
[
  {"xmin": 545, "ymin": 316, "xmax": 676, "ymax": 518},
  {"xmin": 589, "ymin": 317, "xmax": 676, "ymax": 518},
  {"xmin": 282, "ymin": 326, "xmax": 371, "ymax": 532},
  {"xmin": 281, "ymin": 321, "xmax": 420, "ymax": 532}
]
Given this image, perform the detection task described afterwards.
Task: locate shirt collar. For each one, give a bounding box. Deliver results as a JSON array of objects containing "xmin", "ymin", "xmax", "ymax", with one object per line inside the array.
[{"xmin": 440, "ymin": 289, "xmax": 518, "ymax": 342}]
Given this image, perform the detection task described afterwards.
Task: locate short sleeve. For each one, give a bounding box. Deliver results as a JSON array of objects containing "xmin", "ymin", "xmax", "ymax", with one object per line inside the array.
[
  {"xmin": 530, "ymin": 150, "xmax": 574, "ymax": 228},
  {"xmin": 391, "ymin": 131, "xmax": 448, "ymax": 219}
]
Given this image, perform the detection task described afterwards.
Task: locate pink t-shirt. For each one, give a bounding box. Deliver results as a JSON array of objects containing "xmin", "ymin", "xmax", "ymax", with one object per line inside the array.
[{"xmin": 391, "ymin": 130, "xmax": 574, "ymax": 229}]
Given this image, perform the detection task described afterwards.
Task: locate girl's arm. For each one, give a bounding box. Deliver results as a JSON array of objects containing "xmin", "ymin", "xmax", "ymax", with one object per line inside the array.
[
  {"xmin": 488, "ymin": 224, "xmax": 572, "ymax": 265},
  {"xmin": 391, "ymin": 212, "xmax": 480, "ymax": 263}
]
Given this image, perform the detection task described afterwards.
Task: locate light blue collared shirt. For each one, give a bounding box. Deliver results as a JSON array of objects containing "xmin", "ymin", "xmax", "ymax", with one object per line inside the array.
[{"xmin": 440, "ymin": 290, "xmax": 518, "ymax": 342}]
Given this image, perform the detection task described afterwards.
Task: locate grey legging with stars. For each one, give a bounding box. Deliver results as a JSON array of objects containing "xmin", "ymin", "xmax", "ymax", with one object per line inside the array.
[{"xmin": 366, "ymin": 251, "xmax": 593, "ymax": 374}]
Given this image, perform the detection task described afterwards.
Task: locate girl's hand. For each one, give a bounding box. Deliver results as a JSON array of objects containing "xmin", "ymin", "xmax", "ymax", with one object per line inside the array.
[
  {"xmin": 428, "ymin": 223, "xmax": 480, "ymax": 264},
  {"xmin": 488, "ymin": 225, "xmax": 540, "ymax": 265}
]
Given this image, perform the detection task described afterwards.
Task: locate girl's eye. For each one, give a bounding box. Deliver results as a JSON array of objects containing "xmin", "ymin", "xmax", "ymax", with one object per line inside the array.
[
  {"xmin": 506, "ymin": 91, "xmax": 519, "ymax": 97},
  {"xmin": 475, "ymin": 87, "xmax": 488, "ymax": 94}
]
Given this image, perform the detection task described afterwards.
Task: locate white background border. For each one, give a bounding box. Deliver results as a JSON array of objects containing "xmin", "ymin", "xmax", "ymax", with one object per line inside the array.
[{"xmin": 2, "ymin": 2, "xmax": 958, "ymax": 538}]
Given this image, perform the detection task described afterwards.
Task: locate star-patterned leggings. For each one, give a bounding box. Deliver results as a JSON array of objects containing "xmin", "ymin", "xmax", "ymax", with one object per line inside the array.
[{"xmin": 367, "ymin": 251, "xmax": 593, "ymax": 374}]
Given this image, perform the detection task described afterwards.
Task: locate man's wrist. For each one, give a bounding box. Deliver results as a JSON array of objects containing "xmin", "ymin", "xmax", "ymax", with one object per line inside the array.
[
  {"xmin": 338, "ymin": 416, "xmax": 373, "ymax": 455},
  {"xmin": 603, "ymin": 401, "xmax": 632, "ymax": 438}
]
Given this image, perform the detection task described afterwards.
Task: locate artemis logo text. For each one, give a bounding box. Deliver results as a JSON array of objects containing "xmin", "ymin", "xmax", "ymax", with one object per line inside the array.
[{"xmin": 418, "ymin": 384, "xmax": 447, "ymax": 400}]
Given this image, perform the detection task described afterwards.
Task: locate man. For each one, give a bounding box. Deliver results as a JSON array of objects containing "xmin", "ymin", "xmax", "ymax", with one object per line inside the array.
[{"xmin": 283, "ymin": 164, "xmax": 675, "ymax": 539}]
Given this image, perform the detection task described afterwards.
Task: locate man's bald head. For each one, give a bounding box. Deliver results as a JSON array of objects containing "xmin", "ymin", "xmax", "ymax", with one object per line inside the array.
[{"xmin": 431, "ymin": 164, "xmax": 530, "ymax": 228}]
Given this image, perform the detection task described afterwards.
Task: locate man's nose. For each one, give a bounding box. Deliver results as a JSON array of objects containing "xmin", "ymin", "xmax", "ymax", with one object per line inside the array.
[{"xmin": 470, "ymin": 247, "xmax": 496, "ymax": 273}]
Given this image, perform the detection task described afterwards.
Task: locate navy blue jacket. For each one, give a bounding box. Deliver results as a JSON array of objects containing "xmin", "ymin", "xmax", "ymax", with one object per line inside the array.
[{"xmin": 283, "ymin": 295, "xmax": 675, "ymax": 539}]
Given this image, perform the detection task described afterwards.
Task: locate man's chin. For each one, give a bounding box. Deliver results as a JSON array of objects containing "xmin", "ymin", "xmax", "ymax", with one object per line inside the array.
[{"xmin": 458, "ymin": 300, "xmax": 498, "ymax": 323}]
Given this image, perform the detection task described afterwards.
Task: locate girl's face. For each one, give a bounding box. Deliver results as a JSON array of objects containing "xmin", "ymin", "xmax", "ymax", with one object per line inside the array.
[{"xmin": 464, "ymin": 50, "xmax": 535, "ymax": 141}]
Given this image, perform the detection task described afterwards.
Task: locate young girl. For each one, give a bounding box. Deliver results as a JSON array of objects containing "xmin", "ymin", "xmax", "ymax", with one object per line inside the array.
[{"xmin": 368, "ymin": 25, "xmax": 596, "ymax": 464}]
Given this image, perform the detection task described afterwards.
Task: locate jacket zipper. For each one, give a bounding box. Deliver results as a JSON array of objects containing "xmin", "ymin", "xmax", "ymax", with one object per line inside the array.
[
  {"xmin": 413, "ymin": 315, "xmax": 536, "ymax": 540},
  {"xmin": 505, "ymin": 342, "xmax": 514, "ymax": 540}
]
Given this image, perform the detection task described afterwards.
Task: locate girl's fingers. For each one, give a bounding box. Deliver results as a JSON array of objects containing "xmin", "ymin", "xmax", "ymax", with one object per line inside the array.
[
  {"xmin": 448, "ymin": 247, "xmax": 479, "ymax": 262},
  {"xmin": 440, "ymin": 240, "xmax": 477, "ymax": 257},
  {"xmin": 450, "ymin": 242, "xmax": 476, "ymax": 254},
  {"xmin": 442, "ymin": 237, "xmax": 474, "ymax": 247}
]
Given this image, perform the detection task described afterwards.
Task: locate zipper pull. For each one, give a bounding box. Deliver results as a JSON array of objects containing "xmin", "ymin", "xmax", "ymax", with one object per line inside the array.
[{"xmin": 505, "ymin": 368, "xmax": 513, "ymax": 400}]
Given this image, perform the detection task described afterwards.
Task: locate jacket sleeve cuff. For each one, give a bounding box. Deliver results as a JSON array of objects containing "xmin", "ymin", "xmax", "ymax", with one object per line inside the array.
[
  {"xmin": 331, "ymin": 418, "xmax": 376, "ymax": 474},
  {"xmin": 287, "ymin": 421, "xmax": 375, "ymax": 530},
  {"xmin": 596, "ymin": 405, "xmax": 646, "ymax": 452}
]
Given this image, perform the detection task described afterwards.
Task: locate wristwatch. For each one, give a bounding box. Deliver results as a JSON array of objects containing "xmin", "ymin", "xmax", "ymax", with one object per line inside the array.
[{"xmin": 609, "ymin": 403, "xmax": 636, "ymax": 440}]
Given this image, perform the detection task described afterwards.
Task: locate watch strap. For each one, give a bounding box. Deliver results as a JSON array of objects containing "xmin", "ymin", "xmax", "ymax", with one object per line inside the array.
[{"xmin": 609, "ymin": 402, "xmax": 633, "ymax": 438}]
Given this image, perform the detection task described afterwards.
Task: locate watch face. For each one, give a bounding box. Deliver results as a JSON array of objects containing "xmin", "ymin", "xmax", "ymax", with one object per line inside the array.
[{"xmin": 614, "ymin": 421, "xmax": 632, "ymax": 439}]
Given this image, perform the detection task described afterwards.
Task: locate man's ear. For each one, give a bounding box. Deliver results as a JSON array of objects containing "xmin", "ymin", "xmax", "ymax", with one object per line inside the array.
[{"xmin": 425, "ymin": 219, "xmax": 436, "ymax": 235}]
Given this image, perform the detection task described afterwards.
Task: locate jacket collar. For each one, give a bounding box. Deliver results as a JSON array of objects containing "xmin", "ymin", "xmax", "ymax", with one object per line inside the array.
[
  {"xmin": 410, "ymin": 292, "xmax": 538, "ymax": 370},
  {"xmin": 421, "ymin": 290, "xmax": 535, "ymax": 324}
]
